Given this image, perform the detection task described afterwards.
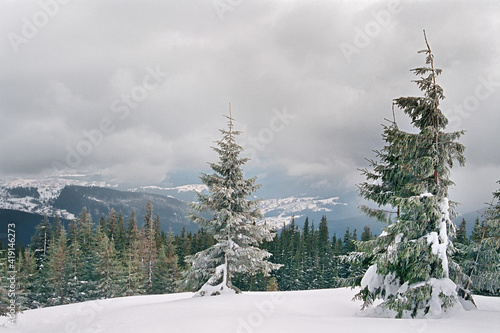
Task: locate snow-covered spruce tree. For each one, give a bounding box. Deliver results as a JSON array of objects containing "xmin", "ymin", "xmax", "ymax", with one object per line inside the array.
[
  {"xmin": 183, "ymin": 112, "xmax": 281, "ymax": 296},
  {"xmin": 354, "ymin": 31, "xmax": 468, "ymax": 318},
  {"xmin": 31, "ymin": 215, "xmax": 53, "ymax": 269}
]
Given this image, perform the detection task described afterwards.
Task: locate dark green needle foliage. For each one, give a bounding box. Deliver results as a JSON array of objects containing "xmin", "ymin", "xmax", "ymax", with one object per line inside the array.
[{"xmin": 355, "ymin": 31, "xmax": 467, "ymax": 318}]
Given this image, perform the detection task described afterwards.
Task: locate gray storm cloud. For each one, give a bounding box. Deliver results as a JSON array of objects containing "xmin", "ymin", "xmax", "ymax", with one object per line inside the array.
[{"xmin": 1, "ymin": 0, "xmax": 499, "ymax": 213}]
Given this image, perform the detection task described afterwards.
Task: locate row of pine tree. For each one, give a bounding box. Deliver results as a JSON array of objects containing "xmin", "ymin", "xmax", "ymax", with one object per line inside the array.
[
  {"xmin": 0, "ymin": 204, "xmax": 180, "ymax": 311},
  {"xmin": 0, "ymin": 204, "xmax": 360, "ymax": 310},
  {"xmin": 1, "ymin": 196, "xmax": 497, "ymax": 314}
]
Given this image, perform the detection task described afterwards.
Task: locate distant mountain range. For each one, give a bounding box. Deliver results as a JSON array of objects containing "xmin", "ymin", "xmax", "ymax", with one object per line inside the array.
[
  {"xmin": 129, "ymin": 184, "xmax": 371, "ymax": 234},
  {"xmin": 0, "ymin": 176, "xmax": 485, "ymax": 246},
  {"xmin": 0, "ymin": 177, "xmax": 194, "ymax": 246}
]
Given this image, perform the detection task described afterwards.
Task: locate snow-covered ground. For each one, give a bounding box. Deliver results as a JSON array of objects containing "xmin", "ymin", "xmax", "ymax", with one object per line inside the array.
[{"xmin": 2, "ymin": 288, "xmax": 499, "ymax": 332}]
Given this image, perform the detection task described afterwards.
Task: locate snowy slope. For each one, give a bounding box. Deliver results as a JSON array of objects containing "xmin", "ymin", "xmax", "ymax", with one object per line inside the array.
[{"xmin": 3, "ymin": 288, "xmax": 499, "ymax": 333}]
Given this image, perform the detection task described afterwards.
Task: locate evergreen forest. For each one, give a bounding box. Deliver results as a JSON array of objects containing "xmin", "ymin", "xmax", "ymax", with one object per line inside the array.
[{"xmin": 0, "ymin": 198, "xmax": 498, "ymax": 313}]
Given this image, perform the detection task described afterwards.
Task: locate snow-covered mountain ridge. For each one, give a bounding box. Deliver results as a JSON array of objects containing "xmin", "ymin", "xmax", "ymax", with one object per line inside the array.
[
  {"xmin": 132, "ymin": 184, "xmax": 208, "ymax": 194},
  {"xmin": 0, "ymin": 176, "xmax": 111, "ymax": 220}
]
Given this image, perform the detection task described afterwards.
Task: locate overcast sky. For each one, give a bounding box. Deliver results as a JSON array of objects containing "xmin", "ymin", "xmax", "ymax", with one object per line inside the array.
[{"xmin": 1, "ymin": 0, "xmax": 499, "ymax": 214}]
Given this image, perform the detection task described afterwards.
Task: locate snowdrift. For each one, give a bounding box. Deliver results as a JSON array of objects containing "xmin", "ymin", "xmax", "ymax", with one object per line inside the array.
[{"xmin": 2, "ymin": 288, "xmax": 500, "ymax": 333}]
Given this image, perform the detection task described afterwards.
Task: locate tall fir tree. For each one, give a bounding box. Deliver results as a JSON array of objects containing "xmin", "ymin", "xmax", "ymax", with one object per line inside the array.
[
  {"xmin": 342, "ymin": 227, "xmax": 355, "ymax": 254},
  {"xmin": 151, "ymin": 231, "xmax": 179, "ymax": 294},
  {"xmin": 274, "ymin": 218, "xmax": 298, "ymax": 290},
  {"xmin": 17, "ymin": 248, "xmax": 39, "ymax": 309},
  {"xmin": 95, "ymin": 225, "xmax": 124, "ymax": 299},
  {"xmin": 355, "ymin": 32, "xmax": 468, "ymax": 318},
  {"xmin": 31, "ymin": 215, "xmax": 53, "ymax": 269},
  {"xmin": 124, "ymin": 211, "xmax": 145, "ymax": 296},
  {"xmin": 142, "ymin": 201, "xmax": 158, "ymax": 292},
  {"xmin": 69, "ymin": 208, "xmax": 98, "ymax": 302},
  {"xmin": 115, "ymin": 212, "xmax": 126, "ymax": 254},
  {"xmin": 455, "ymin": 219, "xmax": 468, "ymax": 245},
  {"xmin": 470, "ymin": 217, "xmax": 484, "ymax": 242},
  {"xmin": 176, "ymin": 226, "xmax": 191, "ymax": 269},
  {"xmin": 317, "ymin": 216, "xmax": 334, "ymax": 288},
  {"xmin": 106, "ymin": 209, "xmax": 120, "ymax": 242},
  {"xmin": 184, "ymin": 111, "xmax": 281, "ymax": 296},
  {"xmin": 46, "ymin": 225, "xmax": 70, "ymax": 306},
  {"xmin": 361, "ymin": 226, "xmax": 374, "ymax": 242},
  {"xmin": 332, "ymin": 233, "xmax": 343, "ymax": 255}
]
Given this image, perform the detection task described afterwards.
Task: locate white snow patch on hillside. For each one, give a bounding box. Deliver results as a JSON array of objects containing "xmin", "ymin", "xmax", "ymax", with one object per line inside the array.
[
  {"xmin": 261, "ymin": 213, "xmax": 303, "ymax": 229},
  {"xmin": 174, "ymin": 184, "xmax": 208, "ymax": 193},
  {"xmin": 259, "ymin": 196, "xmax": 345, "ymax": 215},
  {"xmin": 258, "ymin": 196, "xmax": 346, "ymax": 228},
  {"xmin": 2, "ymin": 288, "xmax": 499, "ymax": 333},
  {"xmin": 134, "ymin": 184, "xmax": 208, "ymax": 193}
]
